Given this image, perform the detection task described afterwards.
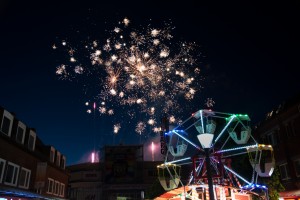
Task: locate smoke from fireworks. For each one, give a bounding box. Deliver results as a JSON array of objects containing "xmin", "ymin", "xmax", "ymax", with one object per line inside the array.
[{"xmin": 54, "ymin": 17, "xmax": 203, "ymax": 137}]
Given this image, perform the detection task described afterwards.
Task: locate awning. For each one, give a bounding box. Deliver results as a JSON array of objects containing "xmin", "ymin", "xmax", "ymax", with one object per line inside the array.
[
  {"xmin": 0, "ymin": 186, "xmax": 65, "ymax": 200},
  {"xmin": 280, "ymin": 189, "xmax": 300, "ymax": 199}
]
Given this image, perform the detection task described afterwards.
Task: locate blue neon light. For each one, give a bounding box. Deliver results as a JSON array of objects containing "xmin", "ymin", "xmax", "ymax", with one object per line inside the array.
[{"xmin": 242, "ymin": 183, "xmax": 268, "ymax": 189}]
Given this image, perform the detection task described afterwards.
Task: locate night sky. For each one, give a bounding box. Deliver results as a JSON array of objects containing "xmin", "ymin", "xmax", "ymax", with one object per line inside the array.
[{"xmin": 1, "ymin": 1, "xmax": 299, "ymax": 165}]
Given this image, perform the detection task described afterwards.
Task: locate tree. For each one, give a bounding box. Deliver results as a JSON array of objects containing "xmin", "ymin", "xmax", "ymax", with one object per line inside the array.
[{"xmin": 266, "ymin": 167, "xmax": 285, "ymax": 200}]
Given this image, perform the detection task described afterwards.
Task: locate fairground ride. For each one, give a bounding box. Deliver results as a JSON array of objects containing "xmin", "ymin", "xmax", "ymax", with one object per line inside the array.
[{"xmin": 155, "ymin": 109, "xmax": 275, "ymax": 200}]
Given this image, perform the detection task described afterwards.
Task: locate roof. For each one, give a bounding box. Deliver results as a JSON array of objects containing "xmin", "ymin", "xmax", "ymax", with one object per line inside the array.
[
  {"xmin": 280, "ymin": 189, "xmax": 300, "ymax": 198},
  {"xmin": 67, "ymin": 162, "xmax": 101, "ymax": 171},
  {"xmin": 154, "ymin": 186, "xmax": 190, "ymax": 200}
]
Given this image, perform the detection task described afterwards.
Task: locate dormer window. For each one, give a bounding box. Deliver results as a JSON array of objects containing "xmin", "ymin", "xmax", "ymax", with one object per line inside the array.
[
  {"xmin": 61, "ymin": 156, "xmax": 66, "ymax": 169},
  {"xmin": 56, "ymin": 152, "xmax": 61, "ymax": 167},
  {"xmin": 16, "ymin": 121, "xmax": 26, "ymax": 144},
  {"xmin": 28, "ymin": 130, "xmax": 36, "ymax": 151},
  {"xmin": 1, "ymin": 110, "xmax": 14, "ymax": 137},
  {"xmin": 50, "ymin": 147, "xmax": 55, "ymax": 163}
]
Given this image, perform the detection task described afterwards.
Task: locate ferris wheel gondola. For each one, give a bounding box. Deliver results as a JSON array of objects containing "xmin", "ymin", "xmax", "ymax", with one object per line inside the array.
[
  {"xmin": 157, "ymin": 164, "xmax": 181, "ymax": 191},
  {"xmin": 247, "ymin": 144, "xmax": 275, "ymax": 177},
  {"xmin": 228, "ymin": 115, "xmax": 251, "ymax": 145},
  {"xmin": 167, "ymin": 130, "xmax": 188, "ymax": 157}
]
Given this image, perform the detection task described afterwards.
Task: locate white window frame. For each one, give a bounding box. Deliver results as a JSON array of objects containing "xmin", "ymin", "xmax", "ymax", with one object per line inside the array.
[
  {"xmin": 50, "ymin": 147, "xmax": 55, "ymax": 163},
  {"xmin": 53, "ymin": 180, "xmax": 57, "ymax": 195},
  {"xmin": 47, "ymin": 178, "xmax": 54, "ymax": 194},
  {"xmin": 56, "ymin": 152, "xmax": 61, "ymax": 167},
  {"xmin": 54, "ymin": 181, "xmax": 60, "ymax": 195},
  {"xmin": 18, "ymin": 167, "xmax": 31, "ymax": 189},
  {"xmin": 1, "ymin": 110, "xmax": 14, "ymax": 137},
  {"xmin": 279, "ymin": 163, "xmax": 291, "ymax": 180},
  {"xmin": 4, "ymin": 162, "xmax": 19, "ymax": 186},
  {"xmin": 61, "ymin": 156, "xmax": 66, "ymax": 169},
  {"xmin": 0, "ymin": 158, "xmax": 6, "ymax": 183},
  {"xmin": 56, "ymin": 181, "xmax": 61, "ymax": 196},
  {"xmin": 16, "ymin": 121, "xmax": 26, "ymax": 144},
  {"xmin": 28, "ymin": 130, "xmax": 36, "ymax": 151},
  {"xmin": 59, "ymin": 183, "xmax": 65, "ymax": 197}
]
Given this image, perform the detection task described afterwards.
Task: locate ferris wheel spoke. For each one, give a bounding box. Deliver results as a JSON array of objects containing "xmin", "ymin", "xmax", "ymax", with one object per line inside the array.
[
  {"xmin": 172, "ymin": 130, "xmax": 202, "ymax": 150},
  {"xmin": 216, "ymin": 144, "xmax": 258, "ymax": 155},
  {"xmin": 224, "ymin": 165, "xmax": 251, "ymax": 185},
  {"xmin": 219, "ymin": 134, "xmax": 231, "ymax": 150},
  {"xmin": 165, "ymin": 157, "xmax": 191, "ymax": 165}
]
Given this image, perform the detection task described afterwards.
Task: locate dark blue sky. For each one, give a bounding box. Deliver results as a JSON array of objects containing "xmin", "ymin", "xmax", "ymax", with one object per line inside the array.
[{"xmin": 1, "ymin": 1, "xmax": 299, "ymax": 165}]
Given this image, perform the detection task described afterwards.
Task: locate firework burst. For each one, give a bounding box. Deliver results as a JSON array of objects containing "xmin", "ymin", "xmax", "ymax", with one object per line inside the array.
[{"xmin": 54, "ymin": 18, "xmax": 203, "ymax": 137}]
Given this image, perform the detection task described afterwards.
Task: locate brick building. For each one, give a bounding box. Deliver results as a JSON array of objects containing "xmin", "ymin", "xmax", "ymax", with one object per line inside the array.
[
  {"xmin": 253, "ymin": 93, "xmax": 300, "ymax": 199},
  {"xmin": 0, "ymin": 106, "xmax": 69, "ymax": 199},
  {"xmin": 68, "ymin": 145, "xmax": 170, "ymax": 200}
]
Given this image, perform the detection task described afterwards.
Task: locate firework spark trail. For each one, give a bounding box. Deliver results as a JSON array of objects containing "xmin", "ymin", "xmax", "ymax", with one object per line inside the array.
[{"xmin": 54, "ymin": 18, "xmax": 203, "ymax": 136}]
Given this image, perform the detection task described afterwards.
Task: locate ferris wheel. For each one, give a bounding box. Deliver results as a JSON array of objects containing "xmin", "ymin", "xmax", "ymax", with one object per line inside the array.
[{"xmin": 157, "ymin": 109, "xmax": 275, "ymax": 200}]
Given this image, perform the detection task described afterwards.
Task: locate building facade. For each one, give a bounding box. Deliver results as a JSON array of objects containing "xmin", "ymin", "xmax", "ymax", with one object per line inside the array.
[
  {"xmin": 253, "ymin": 93, "xmax": 300, "ymax": 199},
  {"xmin": 0, "ymin": 106, "xmax": 69, "ymax": 199},
  {"xmin": 68, "ymin": 145, "xmax": 165, "ymax": 200},
  {"xmin": 68, "ymin": 162, "xmax": 102, "ymax": 200}
]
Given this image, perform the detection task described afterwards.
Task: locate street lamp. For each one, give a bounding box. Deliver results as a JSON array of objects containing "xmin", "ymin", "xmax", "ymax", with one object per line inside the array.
[{"xmin": 197, "ymin": 133, "xmax": 215, "ymax": 200}]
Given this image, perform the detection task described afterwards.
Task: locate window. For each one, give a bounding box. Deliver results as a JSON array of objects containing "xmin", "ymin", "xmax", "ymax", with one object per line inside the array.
[
  {"xmin": 28, "ymin": 130, "xmax": 36, "ymax": 151},
  {"xmin": 285, "ymin": 122, "xmax": 296, "ymax": 137},
  {"xmin": 61, "ymin": 156, "xmax": 66, "ymax": 169},
  {"xmin": 50, "ymin": 147, "xmax": 55, "ymax": 163},
  {"xmin": 0, "ymin": 158, "xmax": 6, "ymax": 183},
  {"xmin": 59, "ymin": 183, "xmax": 65, "ymax": 197},
  {"xmin": 1, "ymin": 110, "xmax": 14, "ymax": 136},
  {"xmin": 56, "ymin": 152, "xmax": 61, "ymax": 167},
  {"xmin": 47, "ymin": 178, "xmax": 54, "ymax": 194},
  {"xmin": 267, "ymin": 132, "xmax": 278, "ymax": 146},
  {"xmin": 57, "ymin": 181, "xmax": 61, "ymax": 196},
  {"xmin": 294, "ymin": 159, "xmax": 300, "ymax": 177},
  {"xmin": 18, "ymin": 167, "xmax": 31, "ymax": 189},
  {"xmin": 4, "ymin": 162, "xmax": 19, "ymax": 186},
  {"xmin": 279, "ymin": 163, "xmax": 291, "ymax": 180},
  {"xmin": 53, "ymin": 180, "xmax": 57, "ymax": 195},
  {"xmin": 16, "ymin": 121, "xmax": 26, "ymax": 144},
  {"xmin": 54, "ymin": 181, "xmax": 59, "ymax": 195}
]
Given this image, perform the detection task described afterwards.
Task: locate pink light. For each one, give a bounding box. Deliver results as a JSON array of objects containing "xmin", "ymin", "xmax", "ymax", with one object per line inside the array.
[
  {"xmin": 93, "ymin": 102, "xmax": 96, "ymax": 109},
  {"xmin": 151, "ymin": 142, "xmax": 155, "ymax": 151},
  {"xmin": 91, "ymin": 152, "xmax": 95, "ymax": 163},
  {"xmin": 151, "ymin": 142, "xmax": 155, "ymax": 161}
]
